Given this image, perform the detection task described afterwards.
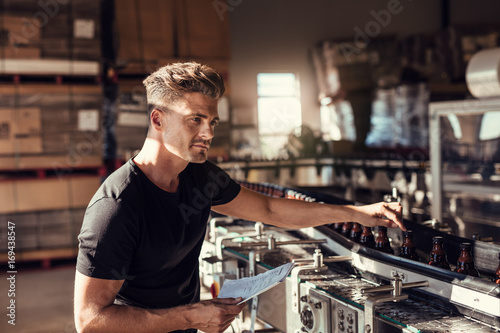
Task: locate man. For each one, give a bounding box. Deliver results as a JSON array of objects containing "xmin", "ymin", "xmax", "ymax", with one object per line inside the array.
[{"xmin": 74, "ymin": 62, "xmax": 404, "ymax": 333}]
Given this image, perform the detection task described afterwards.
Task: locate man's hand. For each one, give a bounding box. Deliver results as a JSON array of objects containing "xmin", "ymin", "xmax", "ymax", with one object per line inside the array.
[
  {"xmin": 214, "ymin": 186, "xmax": 408, "ymax": 231},
  {"xmin": 188, "ymin": 297, "xmax": 246, "ymax": 333},
  {"xmin": 352, "ymin": 202, "xmax": 406, "ymax": 231}
]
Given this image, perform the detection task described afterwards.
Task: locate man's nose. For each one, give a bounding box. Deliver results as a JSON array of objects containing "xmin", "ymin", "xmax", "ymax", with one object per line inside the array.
[{"xmin": 199, "ymin": 122, "xmax": 215, "ymax": 140}]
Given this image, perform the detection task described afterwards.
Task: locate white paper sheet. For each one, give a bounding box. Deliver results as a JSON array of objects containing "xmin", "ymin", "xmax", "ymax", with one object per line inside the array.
[{"xmin": 217, "ymin": 262, "xmax": 294, "ymax": 304}]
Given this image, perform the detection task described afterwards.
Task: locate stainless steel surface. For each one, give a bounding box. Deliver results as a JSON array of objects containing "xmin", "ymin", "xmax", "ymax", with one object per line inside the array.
[
  {"xmin": 237, "ymin": 238, "xmax": 327, "ymax": 250},
  {"xmin": 362, "ymin": 273, "xmax": 428, "ymax": 333},
  {"xmin": 301, "ymin": 226, "xmax": 500, "ymax": 320}
]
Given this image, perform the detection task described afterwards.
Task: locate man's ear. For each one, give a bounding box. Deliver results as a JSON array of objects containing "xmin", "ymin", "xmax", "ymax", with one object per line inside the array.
[{"xmin": 150, "ymin": 108, "xmax": 163, "ymax": 130}]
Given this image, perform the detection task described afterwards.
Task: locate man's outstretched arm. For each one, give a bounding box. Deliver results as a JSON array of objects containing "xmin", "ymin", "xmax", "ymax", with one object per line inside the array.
[
  {"xmin": 74, "ymin": 271, "xmax": 245, "ymax": 333},
  {"xmin": 212, "ymin": 186, "xmax": 406, "ymax": 231}
]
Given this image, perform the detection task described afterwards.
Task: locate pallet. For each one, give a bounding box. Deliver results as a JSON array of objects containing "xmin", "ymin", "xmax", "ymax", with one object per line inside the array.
[
  {"xmin": 0, "ymin": 73, "xmax": 100, "ymax": 85},
  {"xmin": 0, "ymin": 59, "xmax": 100, "ymax": 76},
  {"xmin": 0, "ymin": 163, "xmax": 106, "ymax": 179},
  {"xmin": 0, "ymin": 83, "xmax": 102, "ymax": 95},
  {"xmin": 0, "ymin": 154, "xmax": 104, "ymax": 172}
]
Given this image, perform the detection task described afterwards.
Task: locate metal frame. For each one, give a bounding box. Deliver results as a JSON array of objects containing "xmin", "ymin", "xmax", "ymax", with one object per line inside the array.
[{"xmin": 428, "ymin": 97, "xmax": 500, "ymax": 222}]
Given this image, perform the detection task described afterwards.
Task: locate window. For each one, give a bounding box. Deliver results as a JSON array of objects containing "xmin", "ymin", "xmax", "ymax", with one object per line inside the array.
[{"xmin": 257, "ymin": 73, "xmax": 302, "ymax": 159}]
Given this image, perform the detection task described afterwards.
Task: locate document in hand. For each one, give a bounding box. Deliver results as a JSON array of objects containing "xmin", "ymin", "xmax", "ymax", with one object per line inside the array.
[{"xmin": 217, "ymin": 262, "xmax": 295, "ymax": 304}]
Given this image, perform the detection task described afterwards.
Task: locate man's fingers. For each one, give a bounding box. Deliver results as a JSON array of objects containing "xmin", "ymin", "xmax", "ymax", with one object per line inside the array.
[
  {"xmin": 381, "ymin": 203, "xmax": 406, "ymax": 231},
  {"xmin": 212, "ymin": 297, "xmax": 243, "ymax": 305},
  {"xmin": 211, "ymin": 298, "xmax": 246, "ymax": 315}
]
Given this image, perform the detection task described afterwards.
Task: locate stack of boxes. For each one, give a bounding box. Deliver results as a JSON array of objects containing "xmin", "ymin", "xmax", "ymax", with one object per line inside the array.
[
  {"xmin": 1, "ymin": 0, "xmax": 101, "ymax": 61},
  {"xmin": 0, "ymin": 0, "xmax": 104, "ymax": 262},
  {"xmin": 113, "ymin": 0, "xmax": 231, "ymax": 162}
]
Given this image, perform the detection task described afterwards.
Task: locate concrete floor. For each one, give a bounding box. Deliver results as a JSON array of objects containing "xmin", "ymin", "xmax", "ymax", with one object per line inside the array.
[{"xmin": 0, "ymin": 263, "xmax": 274, "ymax": 333}]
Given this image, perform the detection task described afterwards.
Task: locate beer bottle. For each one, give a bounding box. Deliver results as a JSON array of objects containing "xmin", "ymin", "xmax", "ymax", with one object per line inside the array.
[
  {"xmin": 359, "ymin": 226, "xmax": 375, "ymax": 248},
  {"xmin": 333, "ymin": 223, "xmax": 343, "ymax": 232},
  {"xmin": 350, "ymin": 223, "xmax": 362, "ymax": 242},
  {"xmin": 494, "ymin": 252, "xmax": 500, "ymax": 284},
  {"xmin": 375, "ymin": 226, "xmax": 394, "ymax": 254},
  {"xmin": 399, "ymin": 230, "xmax": 420, "ymax": 261},
  {"xmin": 428, "ymin": 236, "xmax": 450, "ymax": 269},
  {"xmin": 341, "ymin": 222, "xmax": 353, "ymax": 237},
  {"xmin": 454, "ymin": 243, "xmax": 479, "ymax": 277}
]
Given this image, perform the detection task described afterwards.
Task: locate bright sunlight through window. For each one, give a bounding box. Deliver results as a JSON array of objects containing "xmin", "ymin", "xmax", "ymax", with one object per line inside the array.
[{"xmin": 257, "ymin": 73, "xmax": 302, "ymax": 159}]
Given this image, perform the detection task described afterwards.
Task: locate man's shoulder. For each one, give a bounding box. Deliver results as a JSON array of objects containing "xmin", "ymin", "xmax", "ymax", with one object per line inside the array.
[{"xmin": 89, "ymin": 160, "xmax": 142, "ymax": 206}]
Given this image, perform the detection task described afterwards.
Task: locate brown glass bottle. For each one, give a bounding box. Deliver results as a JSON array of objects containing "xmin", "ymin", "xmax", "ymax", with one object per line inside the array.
[
  {"xmin": 454, "ymin": 243, "xmax": 479, "ymax": 277},
  {"xmin": 428, "ymin": 236, "xmax": 450, "ymax": 269},
  {"xmin": 350, "ymin": 223, "xmax": 362, "ymax": 242},
  {"xmin": 333, "ymin": 223, "xmax": 343, "ymax": 232},
  {"xmin": 359, "ymin": 226, "xmax": 375, "ymax": 248},
  {"xmin": 375, "ymin": 226, "xmax": 394, "ymax": 254},
  {"xmin": 341, "ymin": 222, "xmax": 353, "ymax": 237},
  {"xmin": 399, "ymin": 230, "xmax": 420, "ymax": 261},
  {"xmin": 494, "ymin": 252, "xmax": 500, "ymax": 284}
]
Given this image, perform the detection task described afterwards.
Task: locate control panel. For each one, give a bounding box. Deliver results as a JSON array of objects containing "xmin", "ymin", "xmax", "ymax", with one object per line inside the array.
[{"xmin": 332, "ymin": 301, "xmax": 359, "ymax": 333}]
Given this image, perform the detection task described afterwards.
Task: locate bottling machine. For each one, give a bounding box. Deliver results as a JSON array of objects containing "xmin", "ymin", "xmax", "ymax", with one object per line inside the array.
[
  {"xmin": 202, "ymin": 96, "xmax": 500, "ymax": 332},
  {"xmin": 200, "ymin": 184, "xmax": 500, "ymax": 333}
]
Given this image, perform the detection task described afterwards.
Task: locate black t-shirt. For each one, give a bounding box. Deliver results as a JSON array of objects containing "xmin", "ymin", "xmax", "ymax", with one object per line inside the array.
[{"xmin": 76, "ymin": 159, "xmax": 241, "ymax": 329}]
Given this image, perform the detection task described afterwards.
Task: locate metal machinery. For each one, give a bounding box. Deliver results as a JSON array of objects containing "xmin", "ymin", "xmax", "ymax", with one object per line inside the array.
[
  {"xmin": 200, "ymin": 183, "xmax": 500, "ymax": 333},
  {"xmin": 201, "ymin": 97, "xmax": 500, "ymax": 332}
]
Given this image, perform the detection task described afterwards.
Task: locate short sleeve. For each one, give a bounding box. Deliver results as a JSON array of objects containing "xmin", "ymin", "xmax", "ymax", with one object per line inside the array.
[
  {"xmin": 76, "ymin": 197, "xmax": 139, "ymax": 280},
  {"xmin": 204, "ymin": 162, "xmax": 241, "ymax": 206}
]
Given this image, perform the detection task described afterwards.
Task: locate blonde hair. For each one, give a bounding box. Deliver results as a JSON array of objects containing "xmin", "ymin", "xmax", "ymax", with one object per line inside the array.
[{"xmin": 143, "ymin": 62, "xmax": 225, "ymax": 113}]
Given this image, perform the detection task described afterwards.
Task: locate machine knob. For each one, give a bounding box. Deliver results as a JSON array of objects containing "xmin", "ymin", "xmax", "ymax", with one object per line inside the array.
[
  {"xmin": 347, "ymin": 328, "xmax": 354, "ymax": 333},
  {"xmin": 314, "ymin": 302, "xmax": 322, "ymax": 309},
  {"xmin": 347, "ymin": 313, "xmax": 353, "ymax": 324},
  {"xmin": 300, "ymin": 308, "xmax": 314, "ymax": 330},
  {"xmin": 300, "ymin": 295, "xmax": 308, "ymax": 302},
  {"xmin": 338, "ymin": 321, "xmax": 345, "ymax": 331},
  {"xmin": 338, "ymin": 309, "xmax": 344, "ymax": 320}
]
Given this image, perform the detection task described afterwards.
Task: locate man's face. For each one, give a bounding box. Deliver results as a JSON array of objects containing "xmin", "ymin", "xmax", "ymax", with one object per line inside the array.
[{"xmin": 160, "ymin": 93, "xmax": 220, "ymax": 163}]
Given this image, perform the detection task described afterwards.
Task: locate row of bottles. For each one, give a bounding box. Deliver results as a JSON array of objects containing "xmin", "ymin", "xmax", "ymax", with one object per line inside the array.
[
  {"xmin": 285, "ymin": 189, "xmax": 316, "ymax": 202},
  {"xmin": 330, "ymin": 222, "xmax": 500, "ymax": 281},
  {"xmin": 237, "ymin": 181, "xmax": 320, "ymax": 202},
  {"xmin": 239, "ymin": 182, "xmax": 500, "ymax": 284},
  {"xmin": 237, "ymin": 181, "xmax": 285, "ymax": 198}
]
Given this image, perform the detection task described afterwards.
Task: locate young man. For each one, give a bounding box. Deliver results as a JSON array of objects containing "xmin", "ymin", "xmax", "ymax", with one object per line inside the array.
[{"xmin": 74, "ymin": 62, "xmax": 404, "ymax": 333}]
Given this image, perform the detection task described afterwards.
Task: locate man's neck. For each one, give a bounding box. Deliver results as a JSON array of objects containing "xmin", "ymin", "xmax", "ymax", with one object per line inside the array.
[{"xmin": 133, "ymin": 138, "xmax": 189, "ymax": 193}]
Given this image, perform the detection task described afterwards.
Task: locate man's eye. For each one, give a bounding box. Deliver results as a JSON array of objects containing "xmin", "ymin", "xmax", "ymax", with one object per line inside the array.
[
  {"xmin": 192, "ymin": 117, "xmax": 201, "ymax": 122},
  {"xmin": 211, "ymin": 121, "xmax": 219, "ymax": 126}
]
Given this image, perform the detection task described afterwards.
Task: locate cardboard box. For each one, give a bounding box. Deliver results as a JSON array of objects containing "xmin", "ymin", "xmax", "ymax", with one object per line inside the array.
[
  {"xmin": 0, "ymin": 109, "xmax": 14, "ymax": 154},
  {"xmin": 15, "ymin": 136, "xmax": 43, "ymax": 154},
  {"xmin": 1, "ymin": 15, "xmax": 41, "ymax": 46},
  {"xmin": 0, "ymin": 88, "xmax": 103, "ymax": 161},
  {"xmin": 1, "ymin": 45, "xmax": 41, "ymax": 59},
  {"xmin": 0, "ymin": 108, "xmax": 42, "ymax": 154},
  {"xmin": 15, "ymin": 107, "xmax": 41, "ymax": 135},
  {"xmin": 69, "ymin": 176, "xmax": 101, "ymax": 208},
  {"xmin": 0, "ymin": 181, "xmax": 16, "ymax": 214},
  {"xmin": 115, "ymin": 0, "xmax": 176, "ymax": 64},
  {"xmin": 0, "ymin": 175, "xmax": 101, "ymax": 214},
  {"xmin": 16, "ymin": 178, "xmax": 71, "ymax": 212},
  {"xmin": 177, "ymin": 0, "xmax": 230, "ymax": 59}
]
